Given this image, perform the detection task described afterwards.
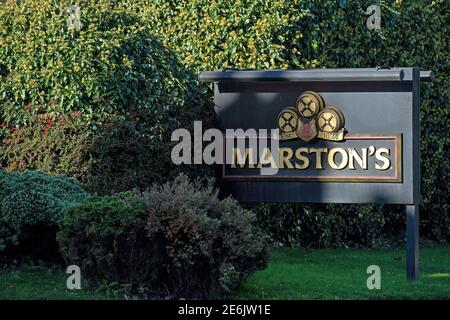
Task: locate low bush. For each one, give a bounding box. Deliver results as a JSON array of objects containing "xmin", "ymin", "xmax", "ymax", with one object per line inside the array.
[
  {"xmin": 57, "ymin": 174, "xmax": 269, "ymax": 298},
  {"xmin": 0, "ymin": 170, "xmax": 88, "ymax": 263}
]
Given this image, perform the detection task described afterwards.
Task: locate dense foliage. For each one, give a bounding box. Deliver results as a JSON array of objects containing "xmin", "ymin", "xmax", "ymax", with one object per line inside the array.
[
  {"xmin": 57, "ymin": 175, "xmax": 269, "ymax": 298},
  {"xmin": 146, "ymin": 0, "xmax": 450, "ymax": 243},
  {"xmin": 0, "ymin": 0, "xmax": 448, "ymax": 243},
  {"xmin": 0, "ymin": 170, "xmax": 87, "ymax": 262},
  {"xmin": 84, "ymin": 117, "xmax": 213, "ymax": 195},
  {"xmin": 0, "ymin": 0, "xmax": 203, "ymax": 126},
  {"xmin": 0, "ymin": 112, "xmax": 92, "ymax": 180},
  {"xmin": 0, "ymin": 0, "xmax": 212, "ymax": 192},
  {"xmin": 254, "ymin": 203, "xmax": 407, "ymax": 248}
]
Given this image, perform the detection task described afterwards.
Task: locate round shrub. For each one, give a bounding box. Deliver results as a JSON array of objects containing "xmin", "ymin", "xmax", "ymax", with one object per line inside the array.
[
  {"xmin": 57, "ymin": 192, "xmax": 153, "ymax": 291},
  {"xmin": 0, "ymin": 0, "xmax": 201, "ymax": 127},
  {"xmin": 0, "ymin": 170, "xmax": 88, "ymax": 262},
  {"xmin": 57, "ymin": 174, "xmax": 269, "ymax": 298},
  {"xmin": 0, "ymin": 0, "xmax": 212, "ymax": 192}
]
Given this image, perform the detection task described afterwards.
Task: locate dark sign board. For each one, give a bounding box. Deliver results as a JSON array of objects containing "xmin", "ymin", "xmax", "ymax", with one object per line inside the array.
[
  {"xmin": 199, "ymin": 68, "xmax": 431, "ymax": 205},
  {"xmin": 199, "ymin": 68, "xmax": 433, "ymax": 281}
]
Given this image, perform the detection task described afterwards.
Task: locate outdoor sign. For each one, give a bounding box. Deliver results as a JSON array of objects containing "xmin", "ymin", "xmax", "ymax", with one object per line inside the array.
[
  {"xmin": 223, "ymin": 91, "xmax": 402, "ymax": 183},
  {"xmin": 199, "ymin": 68, "xmax": 434, "ymax": 281}
]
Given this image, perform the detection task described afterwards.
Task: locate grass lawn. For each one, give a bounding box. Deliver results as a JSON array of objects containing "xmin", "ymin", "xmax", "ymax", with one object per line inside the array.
[
  {"xmin": 238, "ymin": 245, "xmax": 450, "ymax": 300},
  {"xmin": 0, "ymin": 245, "xmax": 448, "ymax": 300},
  {"xmin": 0, "ymin": 265, "xmax": 113, "ymax": 300}
]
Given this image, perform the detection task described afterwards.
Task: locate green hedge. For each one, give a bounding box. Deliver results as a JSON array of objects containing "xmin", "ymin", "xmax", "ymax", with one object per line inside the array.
[
  {"xmin": 0, "ymin": 0, "xmax": 202, "ymax": 127},
  {"xmin": 0, "ymin": 0, "xmax": 448, "ymax": 243}
]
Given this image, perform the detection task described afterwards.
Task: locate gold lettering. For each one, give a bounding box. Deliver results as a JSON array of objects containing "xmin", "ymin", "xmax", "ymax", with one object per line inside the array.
[
  {"xmin": 295, "ymin": 148, "xmax": 310, "ymax": 169},
  {"xmin": 257, "ymin": 148, "xmax": 277, "ymax": 168},
  {"xmin": 231, "ymin": 148, "xmax": 255, "ymax": 168},
  {"xmin": 328, "ymin": 148, "xmax": 348, "ymax": 170},
  {"xmin": 375, "ymin": 148, "xmax": 390, "ymax": 170},
  {"xmin": 348, "ymin": 148, "xmax": 368, "ymax": 170},
  {"xmin": 230, "ymin": 145, "xmax": 393, "ymax": 172},
  {"xmin": 279, "ymin": 148, "xmax": 294, "ymax": 169},
  {"xmin": 310, "ymin": 148, "xmax": 327, "ymax": 169}
]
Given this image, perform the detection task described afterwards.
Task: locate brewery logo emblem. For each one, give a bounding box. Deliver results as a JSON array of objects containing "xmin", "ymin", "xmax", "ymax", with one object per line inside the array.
[{"xmin": 278, "ymin": 91, "xmax": 346, "ymax": 142}]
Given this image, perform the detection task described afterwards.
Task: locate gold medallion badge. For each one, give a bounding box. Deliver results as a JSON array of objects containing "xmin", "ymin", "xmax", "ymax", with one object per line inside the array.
[
  {"xmin": 277, "ymin": 107, "xmax": 299, "ymax": 140},
  {"xmin": 278, "ymin": 91, "xmax": 346, "ymax": 142}
]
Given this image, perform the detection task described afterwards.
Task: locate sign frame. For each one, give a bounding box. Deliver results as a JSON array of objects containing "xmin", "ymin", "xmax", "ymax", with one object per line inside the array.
[{"xmin": 199, "ymin": 67, "xmax": 434, "ymax": 281}]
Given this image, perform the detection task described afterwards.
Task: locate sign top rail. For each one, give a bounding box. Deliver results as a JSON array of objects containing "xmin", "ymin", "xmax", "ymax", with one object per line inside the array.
[{"xmin": 198, "ymin": 68, "xmax": 434, "ymax": 83}]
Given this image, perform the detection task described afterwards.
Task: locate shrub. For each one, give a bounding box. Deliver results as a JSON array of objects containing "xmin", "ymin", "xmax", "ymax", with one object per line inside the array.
[
  {"xmin": 84, "ymin": 119, "xmax": 163, "ymax": 194},
  {"xmin": 0, "ymin": 170, "xmax": 88, "ymax": 262},
  {"xmin": 57, "ymin": 192, "xmax": 152, "ymax": 290},
  {"xmin": 0, "ymin": 112, "xmax": 92, "ymax": 181},
  {"xmin": 0, "ymin": 0, "xmax": 202, "ymax": 127},
  {"xmin": 57, "ymin": 174, "xmax": 269, "ymax": 298},
  {"xmin": 0, "ymin": 0, "xmax": 213, "ymax": 192}
]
